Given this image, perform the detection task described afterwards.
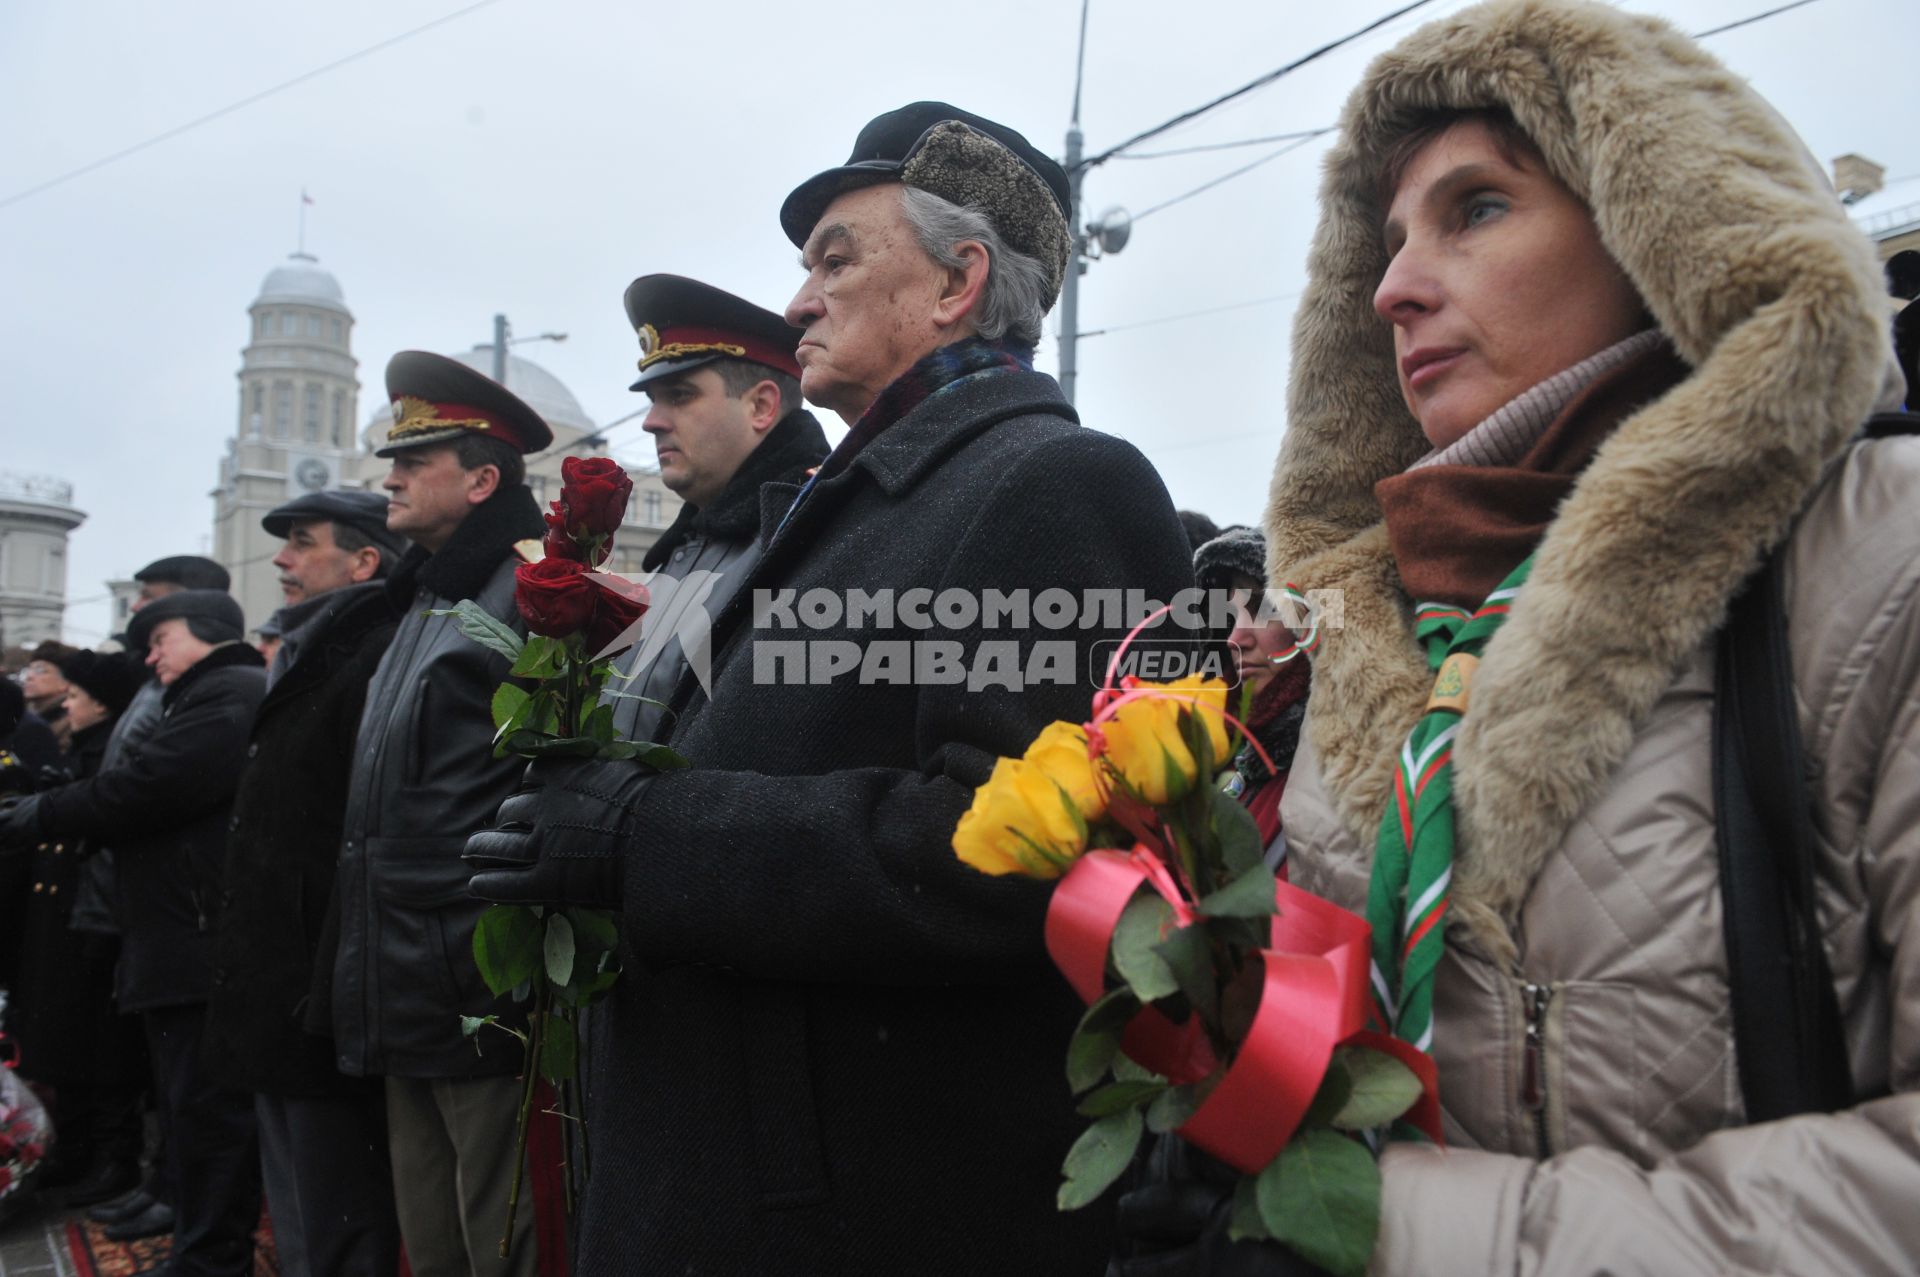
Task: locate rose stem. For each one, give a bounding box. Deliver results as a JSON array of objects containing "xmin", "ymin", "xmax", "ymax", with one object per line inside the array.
[{"xmin": 499, "ymin": 983, "xmax": 550, "ymax": 1258}]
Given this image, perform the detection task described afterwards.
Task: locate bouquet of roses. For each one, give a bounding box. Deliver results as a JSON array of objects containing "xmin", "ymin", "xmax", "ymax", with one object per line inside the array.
[
  {"xmin": 950, "ymin": 613, "xmax": 1439, "ymax": 1277},
  {"xmin": 437, "ymin": 455, "xmax": 685, "ymax": 1250}
]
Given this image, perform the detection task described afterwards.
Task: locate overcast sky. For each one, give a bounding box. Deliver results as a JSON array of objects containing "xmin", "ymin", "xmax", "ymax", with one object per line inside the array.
[{"xmin": 4, "ymin": 0, "xmax": 1913, "ymax": 645}]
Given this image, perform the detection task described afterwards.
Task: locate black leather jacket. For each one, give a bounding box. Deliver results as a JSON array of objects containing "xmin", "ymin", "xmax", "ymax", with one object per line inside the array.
[{"xmin": 324, "ymin": 487, "xmax": 542, "ymax": 1078}]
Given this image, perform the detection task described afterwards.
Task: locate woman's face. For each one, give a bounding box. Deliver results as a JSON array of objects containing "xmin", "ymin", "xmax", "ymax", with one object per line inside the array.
[
  {"xmin": 63, "ymin": 685, "xmax": 110, "ymax": 733},
  {"xmin": 1374, "ymin": 120, "xmax": 1646, "ymax": 449},
  {"xmin": 1224, "ymin": 572, "xmax": 1296, "ymax": 698}
]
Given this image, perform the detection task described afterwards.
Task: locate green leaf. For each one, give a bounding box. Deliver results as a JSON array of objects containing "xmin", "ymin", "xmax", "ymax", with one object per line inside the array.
[
  {"xmin": 1066, "ymin": 1020, "xmax": 1121, "ymax": 1094},
  {"xmin": 543, "ymin": 912, "xmax": 577, "ymax": 986},
  {"xmin": 1153, "ymin": 921, "xmax": 1217, "ymax": 1024},
  {"xmin": 502, "ymin": 731, "xmax": 603, "ymax": 759},
  {"xmin": 511, "ymin": 635, "xmax": 565, "ymax": 679},
  {"xmin": 1057, "ymin": 1108, "xmax": 1144, "ymax": 1211},
  {"xmin": 1227, "ymin": 1174, "xmax": 1271, "ymax": 1243},
  {"xmin": 489, "ymin": 683, "xmax": 532, "ymax": 733},
  {"xmin": 1075, "ymin": 1078, "xmax": 1167, "ymax": 1118},
  {"xmin": 472, "ymin": 905, "xmax": 543, "ymax": 998},
  {"xmin": 1197, "ymin": 861, "xmax": 1279, "ymax": 919},
  {"xmin": 593, "ymin": 741, "xmax": 692, "ymax": 769},
  {"xmin": 1302, "ymin": 1054, "xmax": 1355, "ymax": 1129},
  {"xmin": 1329, "ymin": 1047, "xmax": 1424, "ymax": 1131},
  {"xmin": 1179, "ymin": 705, "xmax": 1215, "ymax": 785},
  {"xmin": 583, "ymin": 703, "xmax": 617, "ymax": 746},
  {"xmin": 459, "ymin": 1014, "xmax": 496, "ymax": 1038},
  {"xmin": 1258, "ymin": 1129, "xmax": 1381, "ymax": 1277},
  {"xmin": 1146, "ymin": 1081, "xmax": 1206, "ymax": 1134},
  {"xmin": 1111, "ymin": 1054, "xmax": 1163, "ymax": 1085},
  {"xmin": 427, "ymin": 601, "xmax": 525, "ymax": 663},
  {"xmin": 1111, "ymin": 892, "xmax": 1180, "ymax": 1002},
  {"xmin": 539, "ymin": 1012, "xmax": 577, "ymax": 1083},
  {"xmin": 566, "ymin": 908, "xmax": 619, "ymax": 954},
  {"xmin": 1077, "ymin": 985, "xmax": 1142, "ymax": 1038},
  {"xmin": 1210, "ymin": 790, "xmax": 1264, "ymax": 875}
]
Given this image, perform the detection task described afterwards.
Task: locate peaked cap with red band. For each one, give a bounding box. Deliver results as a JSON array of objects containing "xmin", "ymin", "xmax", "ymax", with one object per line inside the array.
[
  {"xmin": 622, "ymin": 273, "xmax": 802, "ymax": 392},
  {"xmin": 377, "ymin": 350, "xmax": 554, "ymax": 458}
]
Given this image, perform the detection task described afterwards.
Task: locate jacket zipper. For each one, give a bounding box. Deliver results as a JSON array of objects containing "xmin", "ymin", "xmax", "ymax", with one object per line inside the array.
[{"xmin": 1520, "ymin": 981, "xmax": 1552, "ymax": 1159}]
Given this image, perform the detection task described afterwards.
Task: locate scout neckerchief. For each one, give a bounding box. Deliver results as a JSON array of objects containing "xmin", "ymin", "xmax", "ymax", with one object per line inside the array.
[{"xmin": 1365, "ymin": 552, "xmax": 1533, "ymax": 1054}]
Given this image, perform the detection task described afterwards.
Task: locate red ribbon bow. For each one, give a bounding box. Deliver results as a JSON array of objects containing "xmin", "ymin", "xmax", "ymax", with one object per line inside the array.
[{"xmin": 1044, "ymin": 846, "xmax": 1443, "ymax": 1174}]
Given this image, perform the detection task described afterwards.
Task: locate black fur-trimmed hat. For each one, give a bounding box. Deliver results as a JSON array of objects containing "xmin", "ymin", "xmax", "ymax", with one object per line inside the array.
[
  {"xmin": 56, "ymin": 650, "xmax": 141, "ymax": 717},
  {"xmin": 780, "ymin": 102, "xmax": 1073, "ymax": 308}
]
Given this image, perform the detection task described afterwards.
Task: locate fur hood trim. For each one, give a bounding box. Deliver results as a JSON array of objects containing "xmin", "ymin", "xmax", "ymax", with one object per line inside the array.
[{"xmin": 1262, "ymin": 0, "xmax": 1897, "ymax": 963}]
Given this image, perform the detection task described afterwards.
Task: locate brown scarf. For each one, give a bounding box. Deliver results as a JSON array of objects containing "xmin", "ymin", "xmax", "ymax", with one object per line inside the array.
[{"xmin": 1375, "ymin": 338, "xmax": 1689, "ymax": 609}]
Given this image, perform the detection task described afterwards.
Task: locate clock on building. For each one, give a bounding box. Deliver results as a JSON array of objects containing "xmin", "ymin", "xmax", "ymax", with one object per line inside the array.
[{"xmin": 294, "ymin": 457, "xmax": 332, "ymax": 492}]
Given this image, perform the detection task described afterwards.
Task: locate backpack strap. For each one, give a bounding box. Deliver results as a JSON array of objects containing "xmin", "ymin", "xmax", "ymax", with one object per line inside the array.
[{"xmin": 1715, "ymin": 549, "xmax": 1854, "ymax": 1121}]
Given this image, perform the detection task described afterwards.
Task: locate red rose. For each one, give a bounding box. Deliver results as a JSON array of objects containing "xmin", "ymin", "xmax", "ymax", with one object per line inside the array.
[
  {"xmin": 559, "ymin": 457, "xmax": 633, "ymax": 561},
  {"xmin": 515, "ymin": 557, "xmax": 596, "ymax": 638},
  {"xmin": 584, "ymin": 571, "xmax": 650, "ymax": 657},
  {"xmin": 542, "ymin": 501, "xmax": 582, "ymax": 562}
]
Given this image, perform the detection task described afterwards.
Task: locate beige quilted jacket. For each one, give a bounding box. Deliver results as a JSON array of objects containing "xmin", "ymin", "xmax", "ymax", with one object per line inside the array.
[{"xmin": 1263, "ymin": 3, "xmax": 1919, "ymax": 1273}]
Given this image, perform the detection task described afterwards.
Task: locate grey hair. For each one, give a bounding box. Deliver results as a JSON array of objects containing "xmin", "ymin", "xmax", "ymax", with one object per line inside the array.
[{"xmin": 898, "ymin": 186, "xmax": 1049, "ymax": 347}]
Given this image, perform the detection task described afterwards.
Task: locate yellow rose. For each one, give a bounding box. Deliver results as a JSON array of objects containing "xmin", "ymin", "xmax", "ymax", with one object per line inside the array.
[
  {"xmin": 1098, "ymin": 676, "xmax": 1232, "ymax": 805},
  {"xmin": 952, "ymin": 755, "xmax": 1088, "ymax": 879},
  {"xmin": 1022, "ymin": 721, "xmax": 1106, "ymax": 823}
]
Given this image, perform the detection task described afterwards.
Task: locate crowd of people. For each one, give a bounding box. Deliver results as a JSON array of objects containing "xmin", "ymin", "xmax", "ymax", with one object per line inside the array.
[{"xmin": 3, "ymin": 1, "xmax": 1918, "ymax": 1274}]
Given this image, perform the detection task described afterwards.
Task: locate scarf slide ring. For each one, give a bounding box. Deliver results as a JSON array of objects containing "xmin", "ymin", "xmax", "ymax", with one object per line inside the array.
[{"xmin": 1044, "ymin": 847, "xmax": 1443, "ymax": 1174}]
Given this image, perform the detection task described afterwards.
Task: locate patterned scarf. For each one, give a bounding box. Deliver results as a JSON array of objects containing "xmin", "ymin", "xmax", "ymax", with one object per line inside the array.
[
  {"xmin": 773, "ymin": 337, "xmax": 1032, "ymax": 542},
  {"xmin": 816, "ymin": 335, "xmax": 1034, "ymax": 482},
  {"xmin": 1364, "ymin": 553, "xmax": 1533, "ymax": 1054}
]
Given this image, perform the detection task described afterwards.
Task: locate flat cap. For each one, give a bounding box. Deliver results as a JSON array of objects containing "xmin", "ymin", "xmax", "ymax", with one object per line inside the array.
[
  {"xmin": 780, "ymin": 102, "xmax": 1073, "ymax": 309},
  {"xmin": 127, "ymin": 589, "xmax": 246, "ymax": 650},
  {"xmin": 133, "ymin": 555, "xmax": 231, "ymax": 592},
  {"xmin": 379, "ymin": 351, "xmax": 554, "ymax": 459},
  {"xmin": 623, "ymin": 274, "xmax": 802, "ymax": 392},
  {"xmin": 262, "ymin": 489, "xmax": 404, "ymax": 560}
]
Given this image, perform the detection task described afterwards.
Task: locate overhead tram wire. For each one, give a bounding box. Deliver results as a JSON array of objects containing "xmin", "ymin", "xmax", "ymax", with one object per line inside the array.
[
  {"xmin": 1130, "ymin": 133, "xmax": 1330, "ymax": 224},
  {"xmin": 1114, "ymin": 128, "xmax": 1337, "ymax": 160},
  {"xmin": 1694, "ymin": 0, "xmax": 1819, "ymax": 39},
  {"xmin": 0, "ymin": 0, "xmax": 505, "ymax": 210},
  {"xmin": 1075, "ymin": 0, "xmax": 1437, "ymax": 173}
]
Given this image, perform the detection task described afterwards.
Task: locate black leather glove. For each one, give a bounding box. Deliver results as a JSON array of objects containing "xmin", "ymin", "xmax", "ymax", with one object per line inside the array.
[
  {"xmin": 463, "ymin": 759, "xmax": 654, "ymax": 909},
  {"xmin": 0, "ymin": 794, "xmax": 45, "ymax": 850},
  {"xmin": 1107, "ymin": 1137, "xmax": 1325, "ymax": 1277}
]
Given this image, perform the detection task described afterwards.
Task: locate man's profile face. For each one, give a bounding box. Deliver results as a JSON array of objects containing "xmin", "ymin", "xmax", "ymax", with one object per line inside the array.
[
  {"xmin": 383, "ymin": 444, "xmax": 487, "ymax": 552},
  {"xmin": 643, "ymin": 368, "xmax": 761, "ymax": 509},
  {"xmin": 144, "ymin": 617, "xmax": 215, "ymax": 686},
  {"xmin": 785, "ymin": 184, "xmax": 951, "ymax": 421},
  {"xmin": 271, "ymin": 517, "xmax": 373, "ymax": 604}
]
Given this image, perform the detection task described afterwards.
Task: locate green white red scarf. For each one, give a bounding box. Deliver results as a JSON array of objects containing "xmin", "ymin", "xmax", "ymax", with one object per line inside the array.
[{"xmin": 1365, "ymin": 553, "xmax": 1533, "ymax": 1053}]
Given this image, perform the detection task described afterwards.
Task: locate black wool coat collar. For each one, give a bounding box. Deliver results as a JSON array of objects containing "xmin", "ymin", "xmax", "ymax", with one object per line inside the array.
[
  {"xmin": 387, "ymin": 484, "xmax": 545, "ymax": 606},
  {"xmin": 162, "ymin": 640, "xmax": 265, "ymax": 708},
  {"xmin": 644, "ymin": 409, "xmax": 830, "ymax": 571}
]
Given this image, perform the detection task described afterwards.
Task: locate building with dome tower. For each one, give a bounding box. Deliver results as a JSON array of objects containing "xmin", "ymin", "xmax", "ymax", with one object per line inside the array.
[
  {"xmin": 211, "ymin": 251, "xmax": 681, "ymax": 628},
  {"xmin": 210, "ymin": 252, "xmax": 362, "ymax": 625}
]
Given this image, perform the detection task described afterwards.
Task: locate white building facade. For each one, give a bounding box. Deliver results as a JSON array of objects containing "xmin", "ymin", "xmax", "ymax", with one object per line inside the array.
[{"xmin": 0, "ymin": 474, "xmax": 87, "ymax": 651}]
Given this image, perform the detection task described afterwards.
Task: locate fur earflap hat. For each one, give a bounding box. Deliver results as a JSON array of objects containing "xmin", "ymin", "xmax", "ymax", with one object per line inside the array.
[{"xmin": 780, "ymin": 102, "xmax": 1073, "ymax": 309}]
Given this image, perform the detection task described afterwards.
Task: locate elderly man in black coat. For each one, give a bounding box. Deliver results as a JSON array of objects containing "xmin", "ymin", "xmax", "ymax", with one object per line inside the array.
[
  {"xmin": 1, "ymin": 591, "xmax": 267, "ymax": 1277},
  {"xmin": 468, "ymin": 103, "xmax": 1196, "ymax": 1275},
  {"xmin": 202, "ymin": 489, "xmax": 402, "ymax": 1277}
]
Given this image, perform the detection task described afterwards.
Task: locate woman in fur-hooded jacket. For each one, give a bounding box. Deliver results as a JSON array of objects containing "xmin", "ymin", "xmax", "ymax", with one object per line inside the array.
[{"xmin": 1259, "ymin": 1, "xmax": 1919, "ymax": 1273}]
